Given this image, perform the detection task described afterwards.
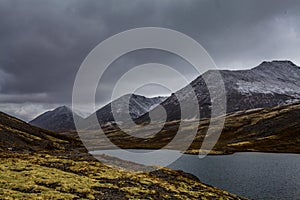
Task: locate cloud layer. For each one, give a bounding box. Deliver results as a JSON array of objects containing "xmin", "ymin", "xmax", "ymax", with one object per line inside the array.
[{"xmin": 0, "ymin": 0, "xmax": 299, "ymax": 121}]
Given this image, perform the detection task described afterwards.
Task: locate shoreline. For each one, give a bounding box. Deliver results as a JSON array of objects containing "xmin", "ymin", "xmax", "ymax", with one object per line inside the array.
[{"xmin": 0, "ymin": 150, "xmax": 247, "ymax": 199}]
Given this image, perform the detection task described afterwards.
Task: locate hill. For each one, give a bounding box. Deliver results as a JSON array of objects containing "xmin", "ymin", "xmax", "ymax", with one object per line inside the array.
[
  {"xmin": 86, "ymin": 102, "xmax": 300, "ymax": 155},
  {"xmin": 0, "ymin": 111, "xmax": 245, "ymax": 199},
  {"xmin": 0, "ymin": 111, "xmax": 81, "ymax": 152}
]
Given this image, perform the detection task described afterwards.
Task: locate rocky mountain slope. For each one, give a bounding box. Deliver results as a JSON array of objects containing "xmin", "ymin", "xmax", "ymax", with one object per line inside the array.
[
  {"xmin": 29, "ymin": 60, "xmax": 300, "ymax": 131},
  {"xmin": 141, "ymin": 60, "xmax": 300, "ymax": 122},
  {"xmin": 82, "ymin": 60, "xmax": 300, "ymax": 130},
  {"xmin": 29, "ymin": 106, "xmax": 83, "ymax": 132},
  {"xmin": 91, "ymin": 94, "xmax": 166, "ymax": 124},
  {"xmin": 30, "ymin": 95, "xmax": 166, "ymax": 132}
]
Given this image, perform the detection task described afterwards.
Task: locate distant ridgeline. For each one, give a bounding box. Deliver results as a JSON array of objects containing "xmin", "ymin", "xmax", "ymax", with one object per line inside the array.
[{"xmin": 30, "ymin": 60, "xmax": 300, "ymax": 132}]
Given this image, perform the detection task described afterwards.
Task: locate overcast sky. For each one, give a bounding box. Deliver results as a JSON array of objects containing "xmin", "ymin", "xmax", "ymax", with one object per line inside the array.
[{"xmin": 0, "ymin": 0, "xmax": 299, "ymax": 121}]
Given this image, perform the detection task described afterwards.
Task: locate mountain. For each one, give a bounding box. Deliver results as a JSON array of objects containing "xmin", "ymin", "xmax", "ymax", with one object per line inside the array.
[
  {"xmin": 140, "ymin": 60, "xmax": 300, "ymax": 122},
  {"xmin": 29, "ymin": 106, "xmax": 83, "ymax": 132},
  {"xmin": 29, "ymin": 95, "xmax": 166, "ymax": 132},
  {"xmin": 84, "ymin": 94, "xmax": 167, "ymax": 128},
  {"xmin": 30, "ymin": 60, "xmax": 300, "ymax": 131},
  {"xmin": 0, "ymin": 111, "xmax": 80, "ymax": 152}
]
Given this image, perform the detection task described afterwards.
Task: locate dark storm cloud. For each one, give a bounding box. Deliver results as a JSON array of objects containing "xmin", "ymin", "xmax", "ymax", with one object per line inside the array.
[{"xmin": 0, "ymin": 0, "xmax": 300, "ymax": 120}]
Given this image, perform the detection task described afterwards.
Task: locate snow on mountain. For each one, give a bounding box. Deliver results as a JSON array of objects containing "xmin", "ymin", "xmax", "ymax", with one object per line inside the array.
[
  {"xmin": 29, "ymin": 95, "xmax": 167, "ymax": 131},
  {"xmin": 232, "ymin": 61, "xmax": 300, "ymax": 96},
  {"xmin": 139, "ymin": 60, "xmax": 300, "ymax": 122},
  {"xmin": 29, "ymin": 60, "xmax": 300, "ymax": 130},
  {"xmin": 94, "ymin": 94, "xmax": 166, "ymax": 123}
]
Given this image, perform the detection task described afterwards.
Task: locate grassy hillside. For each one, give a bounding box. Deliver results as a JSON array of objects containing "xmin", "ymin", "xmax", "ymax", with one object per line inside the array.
[
  {"xmin": 0, "ymin": 111, "xmax": 82, "ymax": 153},
  {"xmin": 82, "ymin": 102, "xmax": 300, "ymax": 155},
  {"xmin": 0, "ymin": 152, "xmax": 246, "ymax": 199},
  {"xmin": 191, "ymin": 102, "xmax": 300, "ymax": 154},
  {"xmin": 0, "ymin": 111, "xmax": 245, "ymax": 199}
]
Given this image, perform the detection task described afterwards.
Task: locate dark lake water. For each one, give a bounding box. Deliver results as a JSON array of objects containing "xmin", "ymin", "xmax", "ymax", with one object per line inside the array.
[{"xmin": 91, "ymin": 150, "xmax": 300, "ymax": 200}]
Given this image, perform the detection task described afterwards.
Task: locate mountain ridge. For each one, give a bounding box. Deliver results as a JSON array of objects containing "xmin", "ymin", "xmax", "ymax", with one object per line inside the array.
[
  {"xmin": 29, "ymin": 94, "xmax": 167, "ymax": 132},
  {"xmin": 139, "ymin": 60, "xmax": 300, "ymax": 122},
  {"xmin": 30, "ymin": 60, "xmax": 300, "ymax": 132}
]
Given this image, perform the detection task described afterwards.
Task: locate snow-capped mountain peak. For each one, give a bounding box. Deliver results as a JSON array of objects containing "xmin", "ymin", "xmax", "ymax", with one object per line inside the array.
[{"xmin": 141, "ymin": 60, "xmax": 300, "ymax": 122}]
